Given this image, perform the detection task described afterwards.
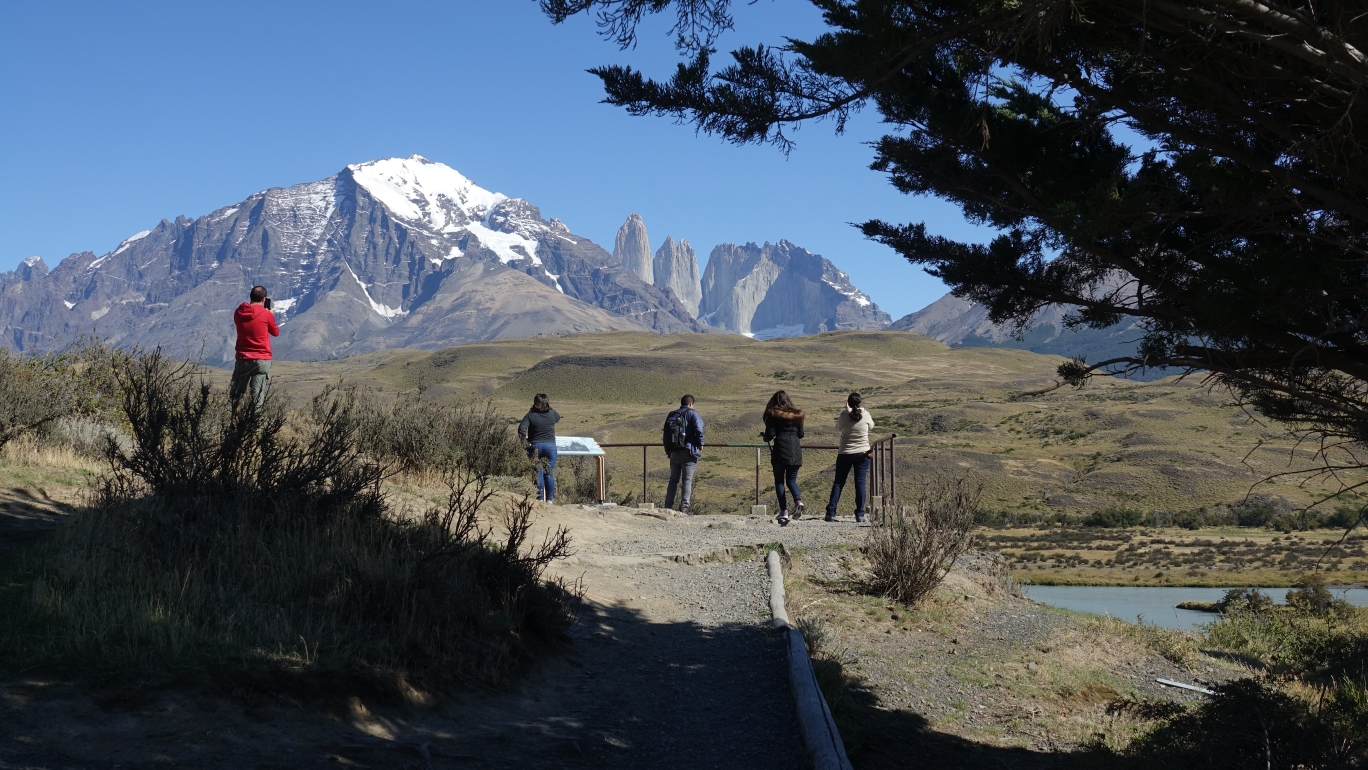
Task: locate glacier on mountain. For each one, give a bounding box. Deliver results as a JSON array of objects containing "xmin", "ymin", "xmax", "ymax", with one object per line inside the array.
[{"xmin": 347, "ymin": 156, "xmax": 507, "ymax": 231}]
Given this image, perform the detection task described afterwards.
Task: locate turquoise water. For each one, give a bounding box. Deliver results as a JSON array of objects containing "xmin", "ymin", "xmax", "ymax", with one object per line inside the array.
[{"xmin": 1028, "ymin": 585, "xmax": 1368, "ymax": 631}]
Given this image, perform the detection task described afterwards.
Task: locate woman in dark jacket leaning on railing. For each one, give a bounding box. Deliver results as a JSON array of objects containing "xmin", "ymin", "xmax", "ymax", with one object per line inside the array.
[
  {"xmin": 518, "ymin": 393, "xmax": 560, "ymax": 503},
  {"xmin": 762, "ymin": 390, "xmax": 805, "ymax": 525}
]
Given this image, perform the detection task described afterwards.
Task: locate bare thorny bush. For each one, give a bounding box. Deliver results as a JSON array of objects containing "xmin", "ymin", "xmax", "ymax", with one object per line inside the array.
[
  {"xmin": 1, "ymin": 349, "xmax": 578, "ymax": 693},
  {"xmin": 865, "ymin": 476, "xmax": 980, "ymax": 606}
]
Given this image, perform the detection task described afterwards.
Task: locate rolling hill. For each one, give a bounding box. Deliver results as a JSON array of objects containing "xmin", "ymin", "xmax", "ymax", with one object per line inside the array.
[{"xmin": 269, "ymin": 330, "xmax": 1338, "ymax": 517}]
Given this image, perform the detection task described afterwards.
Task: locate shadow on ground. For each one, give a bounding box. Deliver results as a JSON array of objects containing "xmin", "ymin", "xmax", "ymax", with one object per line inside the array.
[
  {"xmin": 834, "ymin": 693, "xmax": 1111, "ymax": 770},
  {"xmin": 5, "ymin": 519, "xmax": 1115, "ymax": 769},
  {"xmin": 3, "ymin": 597, "xmax": 806, "ymax": 769},
  {"xmin": 0, "ymin": 487, "xmax": 72, "ymax": 554}
]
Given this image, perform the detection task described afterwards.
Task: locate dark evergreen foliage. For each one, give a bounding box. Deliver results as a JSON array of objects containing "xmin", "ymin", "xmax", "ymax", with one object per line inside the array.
[{"xmin": 545, "ymin": 0, "xmax": 1368, "ymax": 474}]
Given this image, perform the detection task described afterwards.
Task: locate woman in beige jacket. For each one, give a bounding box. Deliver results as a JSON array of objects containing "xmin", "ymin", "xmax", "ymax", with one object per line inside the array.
[{"xmin": 824, "ymin": 392, "xmax": 874, "ymax": 523}]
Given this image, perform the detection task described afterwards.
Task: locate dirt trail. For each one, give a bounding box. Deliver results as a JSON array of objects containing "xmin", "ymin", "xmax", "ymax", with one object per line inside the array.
[{"xmin": 2, "ymin": 503, "xmax": 862, "ymax": 769}]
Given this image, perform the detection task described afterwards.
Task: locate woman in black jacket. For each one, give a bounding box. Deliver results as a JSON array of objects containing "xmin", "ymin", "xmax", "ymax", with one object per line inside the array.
[
  {"xmin": 762, "ymin": 390, "xmax": 805, "ymax": 525},
  {"xmin": 518, "ymin": 393, "xmax": 561, "ymax": 503}
]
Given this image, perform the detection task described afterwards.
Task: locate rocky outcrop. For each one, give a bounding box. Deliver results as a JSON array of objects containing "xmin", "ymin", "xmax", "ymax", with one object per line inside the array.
[
  {"xmin": 0, "ymin": 156, "xmax": 703, "ymax": 362},
  {"xmin": 698, "ymin": 240, "xmax": 890, "ymax": 339},
  {"xmin": 653, "ymin": 236, "xmax": 702, "ymax": 317},
  {"xmin": 612, "ymin": 213, "xmax": 653, "ymax": 285}
]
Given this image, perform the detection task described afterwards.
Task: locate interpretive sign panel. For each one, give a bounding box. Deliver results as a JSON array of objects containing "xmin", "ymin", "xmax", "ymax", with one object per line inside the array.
[{"xmin": 556, "ymin": 436, "xmax": 604, "ymax": 456}]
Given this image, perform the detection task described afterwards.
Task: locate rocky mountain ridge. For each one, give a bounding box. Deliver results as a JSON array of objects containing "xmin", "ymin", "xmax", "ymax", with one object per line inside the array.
[
  {"xmin": 699, "ymin": 240, "xmax": 891, "ymax": 339},
  {"xmin": 1, "ymin": 157, "xmax": 891, "ymax": 361},
  {"xmin": 0, "ymin": 156, "xmax": 702, "ymax": 362},
  {"xmin": 610, "ymin": 215, "xmax": 890, "ymax": 340},
  {"xmin": 892, "ymin": 291, "xmax": 1157, "ymax": 377}
]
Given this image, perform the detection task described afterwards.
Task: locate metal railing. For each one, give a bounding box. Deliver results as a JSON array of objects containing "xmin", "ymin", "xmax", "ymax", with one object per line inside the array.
[{"xmin": 591, "ymin": 435, "xmax": 896, "ymax": 508}]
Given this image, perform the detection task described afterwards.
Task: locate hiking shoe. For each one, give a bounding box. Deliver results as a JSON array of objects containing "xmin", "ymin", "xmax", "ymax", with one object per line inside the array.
[
  {"xmin": 794, "ymin": 500, "xmax": 805, "ymax": 519},
  {"xmin": 855, "ymin": 514, "xmax": 867, "ymax": 524},
  {"xmin": 777, "ymin": 511, "xmax": 791, "ymax": 526},
  {"xmin": 824, "ymin": 515, "xmax": 837, "ymax": 522}
]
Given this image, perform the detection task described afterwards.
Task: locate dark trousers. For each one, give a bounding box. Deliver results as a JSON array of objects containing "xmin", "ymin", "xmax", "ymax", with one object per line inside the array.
[
  {"xmin": 826, "ymin": 451, "xmax": 871, "ymax": 517},
  {"xmin": 528, "ymin": 442, "xmax": 558, "ymax": 501},
  {"xmin": 230, "ymin": 358, "xmax": 271, "ymax": 412},
  {"xmin": 773, "ymin": 464, "xmax": 801, "ymax": 512},
  {"xmin": 665, "ymin": 449, "xmax": 697, "ymax": 512}
]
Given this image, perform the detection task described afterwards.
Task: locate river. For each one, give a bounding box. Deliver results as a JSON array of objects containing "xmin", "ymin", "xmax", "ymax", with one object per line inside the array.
[{"xmin": 1027, "ymin": 585, "xmax": 1368, "ymax": 631}]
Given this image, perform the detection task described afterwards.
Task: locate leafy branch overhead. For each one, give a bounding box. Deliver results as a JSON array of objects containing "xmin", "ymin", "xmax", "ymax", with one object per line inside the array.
[{"xmin": 546, "ymin": 0, "xmax": 1368, "ymax": 471}]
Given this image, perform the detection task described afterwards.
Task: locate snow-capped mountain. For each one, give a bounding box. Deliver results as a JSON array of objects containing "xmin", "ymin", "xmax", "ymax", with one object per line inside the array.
[
  {"xmin": 0, "ymin": 156, "xmax": 702, "ymax": 362},
  {"xmin": 699, "ymin": 240, "xmax": 891, "ymax": 339}
]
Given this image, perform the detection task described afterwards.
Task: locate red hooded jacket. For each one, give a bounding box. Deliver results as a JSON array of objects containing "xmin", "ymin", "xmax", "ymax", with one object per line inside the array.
[{"xmin": 233, "ymin": 303, "xmax": 279, "ymax": 360}]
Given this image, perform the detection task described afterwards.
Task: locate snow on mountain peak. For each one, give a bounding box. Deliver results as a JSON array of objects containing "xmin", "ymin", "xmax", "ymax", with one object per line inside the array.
[
  {"xmin": 348, "ymin": 155, "xmax": 508, "ymax": 232},
  {"xmin": 21, "ymin": 256, "xmax": 42, "ymax": 267},
  {"xmin": 111, "ymin": 228, "xmax": 153, "ymax": 255}
]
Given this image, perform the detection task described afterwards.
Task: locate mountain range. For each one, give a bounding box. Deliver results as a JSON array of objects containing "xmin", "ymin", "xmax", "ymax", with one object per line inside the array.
[
  {"xmin": 610, "ymin": 216, "xmax": 890, "ymax": 340},
  {"xmin": 0, "ymin": 156, "xmax": 895, "ymax": 363},
  {"xmin": 890, "ymin": 292, "xmax": 1156, "ymax": 377}
]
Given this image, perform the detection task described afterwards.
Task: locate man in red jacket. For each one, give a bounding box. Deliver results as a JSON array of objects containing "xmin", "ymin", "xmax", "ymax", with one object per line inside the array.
[{"xmin": 231, "ymin": 285, "xmax": 279, "ymax": 411}]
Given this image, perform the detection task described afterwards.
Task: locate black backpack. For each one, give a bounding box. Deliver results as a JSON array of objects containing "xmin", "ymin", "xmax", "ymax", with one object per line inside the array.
[{"xmin": 663, "ymin": 409, "xmax": 689, "ymax": 451}]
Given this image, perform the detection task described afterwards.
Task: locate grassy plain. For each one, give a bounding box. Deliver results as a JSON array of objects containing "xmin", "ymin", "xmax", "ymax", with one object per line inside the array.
[{"xmin": 269, "ymin": 330, "xmax": 1363, "ymax": 585}]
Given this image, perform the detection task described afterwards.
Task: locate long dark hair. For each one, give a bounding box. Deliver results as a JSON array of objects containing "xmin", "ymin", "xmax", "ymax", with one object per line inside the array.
[
  {"xmin": 531, "ymin": 393, "xmax": 551, "ymax": 413},
  {"xmin": 847, "ymin": 392, "xmax": 863, "ymax": 421},
  {"xmin": 766, "ymin": 390, "xmax": 795, "ymax": 413}
]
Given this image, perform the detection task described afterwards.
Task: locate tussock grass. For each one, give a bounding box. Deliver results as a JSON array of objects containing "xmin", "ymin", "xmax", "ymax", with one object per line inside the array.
[{"xmin": 0, "ymin": 433, "xmax": 103, "ymax": 474}]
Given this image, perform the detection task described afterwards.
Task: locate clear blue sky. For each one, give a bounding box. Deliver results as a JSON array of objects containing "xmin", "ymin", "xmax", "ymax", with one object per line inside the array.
[{"xmin": 0, "ymin": 1, "xmax": 993, "ymax": 319}]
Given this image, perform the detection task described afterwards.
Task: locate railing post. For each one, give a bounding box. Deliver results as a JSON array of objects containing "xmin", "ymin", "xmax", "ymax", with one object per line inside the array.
[
  {"xmin": 755, "ymin": 447, "xmax": 761, "ymax": 506},
  {"xmin": 642, "ymin": 445, "xmax": 648, "ymax": 504},
  {"xmin": 873, "ymin": 441, "xmax": 882, "ymax": 503},
  {"xmin": 596, "ymin": 455, "xmax": 607, "ymax": 504},
  {"xmin": 870, "ymin": 442, "xmax": 878, "ymax": 500},
  {"xmin": 889, "ymin": 434, "xmax": 896, "ymax": 509}
]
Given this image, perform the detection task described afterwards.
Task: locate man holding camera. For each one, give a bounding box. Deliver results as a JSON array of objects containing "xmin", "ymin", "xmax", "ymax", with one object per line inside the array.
[{"xmin": 231, "ymin": 285, "xmax": 279, "ymax": 411}]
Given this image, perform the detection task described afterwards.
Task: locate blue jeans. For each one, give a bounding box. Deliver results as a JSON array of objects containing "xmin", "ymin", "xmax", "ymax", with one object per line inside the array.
[
  {"xmin": 528, "ymin": 442, "xmax": 558, "ymax": 501},
  {"xmin": 773, "ymin": 464, "xmax": 801, "ymax": 512},
  {"xmin": 826, "ymin": 452, "xmax": 871, "ymax": 517}
]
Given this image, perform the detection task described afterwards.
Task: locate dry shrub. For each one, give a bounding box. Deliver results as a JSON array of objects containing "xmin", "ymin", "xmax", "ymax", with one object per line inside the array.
[
  {"xmin": 355, "ymin": 394, "xmax": 527, "ymax": 479},
  {"xmin": 0, "ymin": 342, "xmax": 121, "ymax": 452},
  {"xmin": 557, "ymin": 455, "xmax": 616, "ymax": 504},
  {"xmin": 865, "ymin": 476, "xmax": 979, "ymax": 605},
  {"xmin": 0, "ymin": 350, "xmax": 577, "ymax": 692}
]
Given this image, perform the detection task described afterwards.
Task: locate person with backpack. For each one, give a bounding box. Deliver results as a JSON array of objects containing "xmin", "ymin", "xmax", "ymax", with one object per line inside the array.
[
  {"xmin": 762, "ymin": 390, "xmax": 805, "ymax": 525},
  {"xmin": 825, "ymin": 393, "xmax": 875, "ymax": 523},
  {"xmin": 518, "ymin": 393, "xmax": 561, "ymax": 503},
  {"xmin": 662, "ymin": 394, "xmax": 705, "ymax": 513}
]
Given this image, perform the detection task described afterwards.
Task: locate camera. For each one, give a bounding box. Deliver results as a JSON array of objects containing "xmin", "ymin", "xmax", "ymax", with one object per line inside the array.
[{"xmin": 263, "ymin": 297, "xmax": 272, "ymax": 310}]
